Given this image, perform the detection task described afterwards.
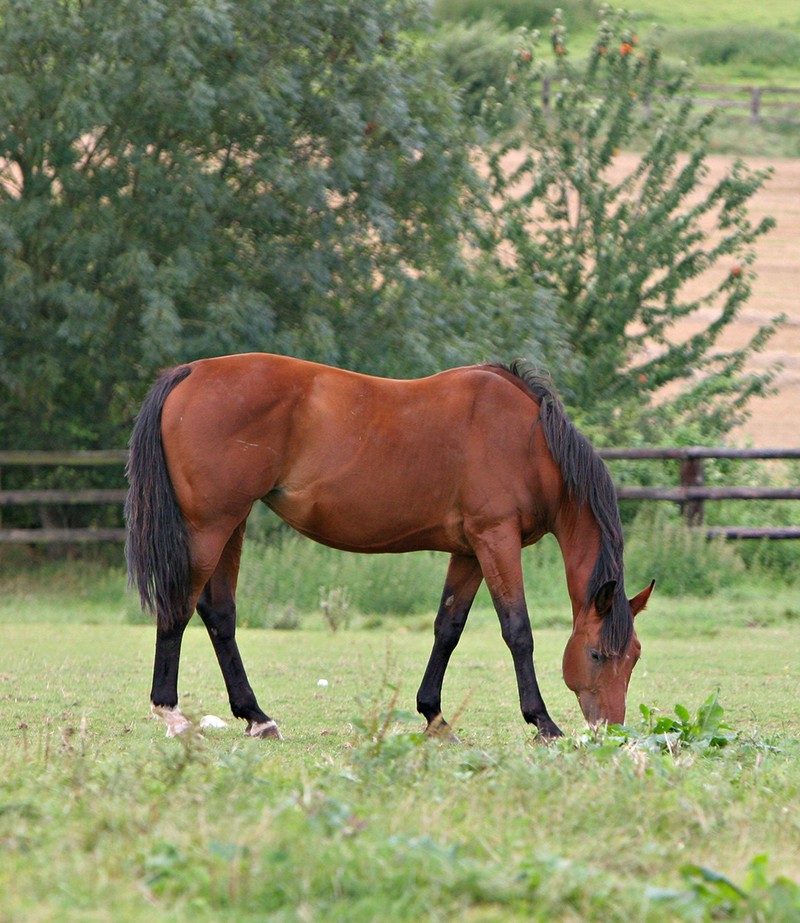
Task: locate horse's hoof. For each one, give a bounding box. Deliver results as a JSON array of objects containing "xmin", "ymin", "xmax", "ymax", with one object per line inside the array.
[
  {"xmin": 245, "ymin": 719, "xmax": 283, "ymax": 740},
  {"xmin": 535, "ymin": 721, "xmax": 564, "ymax": 742},
  {"xmin": 425, "ymin": 716, "xmax": 461, "ymax": 743},
  {"xmin": 152, "ymin": 704, "xmax": 193, "ymax": 738}
]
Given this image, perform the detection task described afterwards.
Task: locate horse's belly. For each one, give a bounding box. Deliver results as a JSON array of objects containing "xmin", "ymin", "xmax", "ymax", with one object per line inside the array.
[{"xmin": 264, "ymin": 483, "xmax": 464, "ymax": 554}]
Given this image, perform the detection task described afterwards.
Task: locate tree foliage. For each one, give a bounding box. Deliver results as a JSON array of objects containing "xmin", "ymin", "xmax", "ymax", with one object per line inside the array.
[
  {"xmin": 0, "ymin": 0, "xmax": 557, "ymax": 450},
  {"xmin": 485, "ymin": 5, "xmax": 781, "ymax": 441},
  {"xmin": 0, "ymin": 0, "xmax": 781, "ymax": 460}
]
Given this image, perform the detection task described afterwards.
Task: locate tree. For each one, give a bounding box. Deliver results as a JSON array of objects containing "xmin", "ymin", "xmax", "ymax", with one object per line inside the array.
[
  {"xmin": 484, "ymin": 5, "xmax": 782, "ymax": 442},
  {"xmin": 1, "ymin": 0, "xmax": 557, "ymax": 451}
]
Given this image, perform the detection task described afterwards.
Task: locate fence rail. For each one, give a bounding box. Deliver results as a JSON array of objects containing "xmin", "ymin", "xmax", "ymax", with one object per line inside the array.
[
  {"xmin": 694, "ymin": 83, "xmax": 800, "ymax": 123},
  {"xmin": 0, "ymin": 450, "xmax": 128, "ymax": 545},
  {"xmin": 0, "ymin": 448, "xmax": 798, "ymax": 544},
  {"xmin": 540, "ymin": 79, "xmax": 800, "ymax": 124}
]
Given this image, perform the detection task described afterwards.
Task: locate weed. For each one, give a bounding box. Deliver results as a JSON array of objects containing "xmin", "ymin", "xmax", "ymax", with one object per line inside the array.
[
  {"xmin": 649, "ymin": 855, "xmax": 800, "ymax": 920},
  {"xmin": 576, "ymin": 691, "xmax": 739, "ymax": 756},
  {"xmin": 318, "ymin": 585, "xmax": 351, "ymax": 632},
  {"xmin": 636, "ymin": 690, "xmax": 738, "ymax": 751}
]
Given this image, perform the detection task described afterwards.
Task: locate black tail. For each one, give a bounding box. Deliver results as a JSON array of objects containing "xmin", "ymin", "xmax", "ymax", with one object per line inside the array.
[{"xmin": 125, "ymin": 365, "xmax": 193, "ymax": 632}]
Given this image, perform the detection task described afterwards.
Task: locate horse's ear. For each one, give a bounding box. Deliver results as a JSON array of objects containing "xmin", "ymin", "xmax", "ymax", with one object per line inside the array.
[
  {"xmin": 594, "ymin": 580, "xmax": 617, "ymax": 617},
  {"xmin": 630, "ymin": 579, "xmax": 655, "ymax": 617}
]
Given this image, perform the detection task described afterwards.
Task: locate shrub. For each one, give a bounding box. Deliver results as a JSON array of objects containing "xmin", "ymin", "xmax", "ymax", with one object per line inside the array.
[
  {"xmin": 485, "ymin": 5, "xmax": 781, "ymax": 441},
  {"xmin": 429, "ymin": 16, "xmax": 519, "ymax": 120}
]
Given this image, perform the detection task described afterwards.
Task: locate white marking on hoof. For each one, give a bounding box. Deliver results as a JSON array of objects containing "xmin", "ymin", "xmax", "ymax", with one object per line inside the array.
[
  {"xmin": 152, "ymin": 704, "xmax": 193, "ymax": 738},
  {"xmin": 245, "ymin": 719, "xmax": 283, "ymax": 740},
  {"xmin": 199, "ymin": 715, "xmax": 228, "ymax": 729}
]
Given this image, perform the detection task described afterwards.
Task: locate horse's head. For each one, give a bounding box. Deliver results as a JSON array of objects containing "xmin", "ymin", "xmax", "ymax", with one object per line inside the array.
[{"xmin": 562, "ymin": 580, "xmax": 654, "ymax": 726}]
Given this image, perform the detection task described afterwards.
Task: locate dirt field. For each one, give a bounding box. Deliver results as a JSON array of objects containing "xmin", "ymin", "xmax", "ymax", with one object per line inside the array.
[{"xmin": 615, "ymin": 152, "xmax": 800, "ymax": 447}]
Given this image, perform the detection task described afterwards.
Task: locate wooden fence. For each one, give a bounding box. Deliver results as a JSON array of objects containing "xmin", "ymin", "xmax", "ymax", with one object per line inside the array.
[
  {"xmin": 693, "ymin": 83, "xmax": 800, "ymax": 124},
  {"xmin": 0, "ymin": 450, "xmax": 128, "ymax": 545},
  {"xmin": 1, "ymin": 447, "xmax": 798, "ymax": 545},
  {"xmin": 540, "ymin": 79, "xmax": 800, "ymax": 124},
  {"xmin": 597, "ymin": 447, "xmax": 800, "ymax": 540}
]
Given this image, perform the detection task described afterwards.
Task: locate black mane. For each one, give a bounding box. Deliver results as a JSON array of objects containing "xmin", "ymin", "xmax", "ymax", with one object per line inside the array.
[{"xmin": 486, "ymin": 361, "xmax": 632, "ymax": 656}]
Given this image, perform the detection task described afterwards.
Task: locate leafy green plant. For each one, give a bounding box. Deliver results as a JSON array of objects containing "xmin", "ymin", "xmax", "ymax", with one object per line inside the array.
[
  {"xmin": 429, "ymin": 16, "xmax": 520, "ymax": 121},
  {"xmin": 350, "ymin": 681, "xmax": 425, "ymax": 765},
  {"xmin": 649, "ymin": 855, "xmax": 800, "ymax": 920},
  {"xmin": 636, "ymin": 690, "xmax": 738, "ymax": 751},
  {"xmin": 576, "ymin": 691, "xmax": 739, "ymax": 755}
]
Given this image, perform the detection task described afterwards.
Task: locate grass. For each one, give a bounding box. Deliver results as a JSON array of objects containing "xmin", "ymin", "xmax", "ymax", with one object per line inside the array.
[
  {"xmin": 1, "ymin": 548, "xmax": 800, "ymax": 921},
  {"xmin": 618, "ymin": 0, "xmax": 800, "ymax": 33},
  {"xmin": 431, "ymin": 0, "xmax": 800, "ymax": 158}
]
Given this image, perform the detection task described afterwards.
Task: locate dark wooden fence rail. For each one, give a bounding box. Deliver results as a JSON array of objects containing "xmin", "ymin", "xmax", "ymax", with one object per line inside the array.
[
  {"xmin": 540, "ymin": 79, "xmax": 800, "ymax": 125},
  {"xmin": 693, "ymin": 83, "xmax": 800, "ymax": 124},
  {"xmin": 598, "ymin": 447, "xmax": 800, "ymax": 540},
  {"xmin": 0, "ymin": 450, "xmax": 128, "ymax": 545},
  {"xmin": 1, "ymin": 447, "xmax": 798, "ymax": 544}
]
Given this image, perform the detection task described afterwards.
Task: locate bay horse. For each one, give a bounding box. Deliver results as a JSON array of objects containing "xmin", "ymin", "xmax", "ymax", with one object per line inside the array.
[{"xmin": 125, "ymin": 354, "xmax": 653, "ymax": 740}]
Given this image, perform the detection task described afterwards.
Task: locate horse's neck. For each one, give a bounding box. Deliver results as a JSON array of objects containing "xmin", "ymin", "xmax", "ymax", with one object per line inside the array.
[{"xmin": 553, "ymin": 500, "xmax": 602, "ymax": 620}]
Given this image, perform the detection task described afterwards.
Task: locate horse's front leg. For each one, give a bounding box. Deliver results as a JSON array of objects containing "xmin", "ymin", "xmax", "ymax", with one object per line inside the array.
[
  {"xmin": 496, "ymin": 599, "xmax": 563, "ymax": 739},
  {"xmin": 416, "ymin": 553, "xmax": 483, "ymax": 738},
  {"xmin": 472, "ymin": 528, "xmax": 563, "ymax": 739}
]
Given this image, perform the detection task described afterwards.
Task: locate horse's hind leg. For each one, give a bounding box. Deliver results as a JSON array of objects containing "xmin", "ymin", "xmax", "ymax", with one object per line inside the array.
[
  {"xmin": 151, "ymin": 612, "xmax": 194, "ymax": 737},
  {"xmin": 196, "ymin": 521, "xmax": 281, "ymax": 739},
  {"xmin": 416, "ymin": 554, "xmax": 483, "ymax": 737}
]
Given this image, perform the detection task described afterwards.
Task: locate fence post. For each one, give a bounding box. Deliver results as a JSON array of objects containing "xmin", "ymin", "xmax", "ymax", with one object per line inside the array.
[
  {"xmin": 750, "ymin": 86, "xmax": 762, "ymax": 123},
  {"xmin": 680, "ymin": 457, "xmax": 705, "ymax": 526}
]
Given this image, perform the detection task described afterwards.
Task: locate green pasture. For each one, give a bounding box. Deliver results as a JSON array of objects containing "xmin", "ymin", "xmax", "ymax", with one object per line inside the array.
[
  {"xmin": 436, "ymin": 0, "xmax": 800, "ymax": 78},
  {"xmin": 619, "ymin": 0, "xmax": 800, "ymax": 33},
  {"xmin": 432, "ymin": 0, "xmax": 800, "ymax": 157},
  {"xmin": 1, "ymin": 546, "xmax": 800, "ymax": 921}
]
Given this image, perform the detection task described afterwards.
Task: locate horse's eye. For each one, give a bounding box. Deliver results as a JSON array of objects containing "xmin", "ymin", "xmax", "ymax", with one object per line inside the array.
[{"xmin": 589, "ymin": 649, "xmax": 603, "ymax": 663}]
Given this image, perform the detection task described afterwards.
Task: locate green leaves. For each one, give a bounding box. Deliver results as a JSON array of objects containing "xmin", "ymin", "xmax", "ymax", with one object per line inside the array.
[
  {"xmin": 649, "ymin": 856, "xmax": 800, "ymax": 920},
  {"xmin": 0, "ymin": 0, "xmax": 485, "ymax": 452},
  {"xmin": 488, "ymin": 5, "xmax": 781, "ymax": 441},
  {"xmin": 637, "ymin": 690, "xmax": 738, "ymax": 751}
]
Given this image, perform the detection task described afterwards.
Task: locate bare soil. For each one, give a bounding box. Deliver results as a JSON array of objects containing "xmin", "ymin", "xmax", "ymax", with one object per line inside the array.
[{"xmin": 615, "ymin": 152, "xmax": 800, "ymax": 447}]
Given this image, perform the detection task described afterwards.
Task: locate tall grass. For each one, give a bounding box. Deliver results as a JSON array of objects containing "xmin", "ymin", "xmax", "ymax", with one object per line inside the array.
[
  {"xmin": 235, "ymin": 532, "xmax": 570, "ymax": 628},
  {"xmin": 661, "ymin": 26, "xmax": 800, "ymax": 69},
  {"xmin": 1, "ymin": 507, "xmax": 794, "ymax": 631},
  {"xmin": 233, "ymin": 508, "xmax": 795, "ymax": 631}
]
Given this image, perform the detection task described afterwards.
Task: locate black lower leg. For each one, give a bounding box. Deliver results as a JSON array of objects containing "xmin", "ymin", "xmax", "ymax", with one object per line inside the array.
[
  {"xmin": 197, "ymin": 591, "xmax": 272, "ymax": 727},
  {"xmin": 497, "ymin": 606, "xmax": 563, "ymax": 739},
  {"xmin": 150, "ymin": 620, "xmax": 189, "ymax": 708},
  {"xmin": 417, "ymin": 556, "xmax": 482, "ymax": 730}
]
